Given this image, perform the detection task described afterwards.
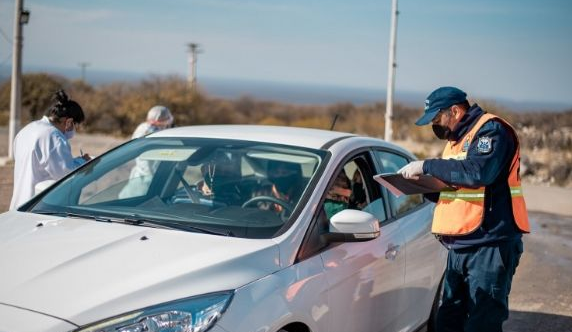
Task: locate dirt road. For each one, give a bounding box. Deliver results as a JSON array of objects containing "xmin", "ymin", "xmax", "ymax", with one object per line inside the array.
[
  {"xmin": 506, "ymin": 211, "xmax": 572, "ymax": 331},
  {"xmin": 0, "ymin": 127, "xmax": 571, "ymax": 331}
]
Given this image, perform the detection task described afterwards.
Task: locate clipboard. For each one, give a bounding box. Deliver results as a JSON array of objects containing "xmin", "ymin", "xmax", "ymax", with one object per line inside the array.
[{"xmin": 373, "ymin": 173, "xmax": 455, "ymax": 197}]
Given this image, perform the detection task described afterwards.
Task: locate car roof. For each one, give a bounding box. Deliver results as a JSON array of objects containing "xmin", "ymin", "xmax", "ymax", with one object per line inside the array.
[{"xmin": 149, "ymin": 125, "xmax": 357, "ymax": 150}]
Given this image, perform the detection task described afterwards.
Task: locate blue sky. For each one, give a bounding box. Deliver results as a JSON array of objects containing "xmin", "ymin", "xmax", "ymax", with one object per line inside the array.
[{"xmin": 0, "ymin": 0, "xmax": 571, "ymax": 105}]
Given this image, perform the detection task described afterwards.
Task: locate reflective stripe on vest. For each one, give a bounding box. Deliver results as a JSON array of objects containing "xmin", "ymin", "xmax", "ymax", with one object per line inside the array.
[
  {"xmin": 439, "ymin": 189, "xmax": 485, "ymax": 202},
  {"xmin": 511, "ymin": 186, "xmax": 524, "ymax": 197},
  {"xmin": 431, "ymin": 113, "xmax": 530, "ymax": 235},
  {"xmin": 439, "ymin": 186, "xmax": 524, "ymax": 202}
]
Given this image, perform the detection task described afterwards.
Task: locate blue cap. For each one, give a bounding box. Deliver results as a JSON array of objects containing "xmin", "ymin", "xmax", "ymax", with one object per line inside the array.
[{"xmin": 415, "ymin": 86, "xmax": 467, "ymax": 126}]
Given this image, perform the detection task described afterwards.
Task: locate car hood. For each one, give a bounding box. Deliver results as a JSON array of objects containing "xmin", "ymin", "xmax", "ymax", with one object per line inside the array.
[{"xmin": 0, "ymin": 211, "xmax": 281, "ymax": 326}]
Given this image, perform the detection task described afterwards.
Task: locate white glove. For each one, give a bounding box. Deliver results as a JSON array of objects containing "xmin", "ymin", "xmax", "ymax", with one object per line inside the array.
[{"xmin": 397, "ymin": 160, "xmax": 425, "ymax": 180}]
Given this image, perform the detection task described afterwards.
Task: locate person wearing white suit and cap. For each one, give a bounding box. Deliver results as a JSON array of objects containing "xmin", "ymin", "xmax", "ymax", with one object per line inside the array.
[
  {"xmin": 131, "ymin": 105, "xmax": 174, "ymax": 139},
  {"xmin": 118, "ymin": 105, "xmax": 174, "ymax": 198}
]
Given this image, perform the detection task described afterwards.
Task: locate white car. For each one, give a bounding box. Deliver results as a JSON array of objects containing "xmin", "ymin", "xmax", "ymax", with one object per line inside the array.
[{"xmin": 0, "ymin": 125, "xmax": 446, "ymax": 332}]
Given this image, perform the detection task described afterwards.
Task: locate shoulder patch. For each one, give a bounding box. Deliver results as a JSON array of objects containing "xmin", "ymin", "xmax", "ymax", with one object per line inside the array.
[{"xmin": 477, "ymin": 136, "xmax": 492, "ymax": 154}]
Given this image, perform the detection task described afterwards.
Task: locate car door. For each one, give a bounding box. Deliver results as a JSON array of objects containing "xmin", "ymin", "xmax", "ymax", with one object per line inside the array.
[
  {"xmin": 372, "ymin": 149, "xmax": 447, "ymax": 330},
  {"xmin": 318, "ymin": 153, "xmax": 407, "ymax": 332}
]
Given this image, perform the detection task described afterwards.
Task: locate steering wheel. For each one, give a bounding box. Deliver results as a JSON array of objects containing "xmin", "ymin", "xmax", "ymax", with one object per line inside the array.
[
  {"xmin": 241, "ymin": 195, "xmax": 294, "ymax": 214},
  {"xmin": 174, "ymin": 169, "xmax": 201, "ymax": 204}
]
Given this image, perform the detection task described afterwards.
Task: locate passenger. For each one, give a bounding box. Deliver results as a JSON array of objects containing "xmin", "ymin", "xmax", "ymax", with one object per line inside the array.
[
  {"xmin": 198, "ymin": 151, "xmax": 242, "ymax": 206},
  {"xmin": 252, "ymin": 160, "xmax": 304, "ymax": 213}
]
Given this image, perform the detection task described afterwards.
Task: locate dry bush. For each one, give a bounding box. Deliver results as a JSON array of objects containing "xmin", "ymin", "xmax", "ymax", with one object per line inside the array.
[{"xmin": 2, "ymin": 73, "xmax": 571, "ymax": 187}]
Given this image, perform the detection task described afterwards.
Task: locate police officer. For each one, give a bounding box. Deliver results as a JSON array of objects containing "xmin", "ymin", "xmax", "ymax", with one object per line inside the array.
[
  {"xmin": 398, "ymin": 86, "xmax": 529, "ymax": 332},
  {"xmin": 10, "ymin": 90, "xmax": 90, "ymax": 210}
]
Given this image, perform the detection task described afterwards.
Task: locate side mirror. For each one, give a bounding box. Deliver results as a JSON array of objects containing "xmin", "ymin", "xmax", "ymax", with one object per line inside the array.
[
  {"xmin": 322, "ymin": 209, "xmax": 380, "ymax": 243},
  {"xmin": 34, "ymin": 180, "xmax": 57, "ymax": 196}
]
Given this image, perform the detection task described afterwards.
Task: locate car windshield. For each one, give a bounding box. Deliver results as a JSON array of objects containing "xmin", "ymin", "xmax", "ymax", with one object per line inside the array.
[{"xmin": 28, "ymin": 137, "xmax": 326, "ymax": 239}]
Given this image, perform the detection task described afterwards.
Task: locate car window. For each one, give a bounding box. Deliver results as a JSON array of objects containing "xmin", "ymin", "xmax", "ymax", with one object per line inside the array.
[
  {"xmin": 373, "ymin": 150, "xmax": 424, "ymax": 216},
  {"xmin": 321, "ymin": 158, "xmax": 387, "ymax": 223},
  {"xmin": 297, "ymin": 154, "xmax": 387, "ymax": 261},
  {"xmin": 29, "ymin": 138, "xmax": 326, "ymax": 239},
  {"xmin": 79, "ymin": 159, "xmax": 140, "ymax": 204}
]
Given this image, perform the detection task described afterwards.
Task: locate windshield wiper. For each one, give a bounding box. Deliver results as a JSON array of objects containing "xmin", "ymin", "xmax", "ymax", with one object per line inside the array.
[
  {"xmin": 31, "ymin": 210, "xmax": 233, "ymax": 236},
  {"xmin": 32, "ymin": 210, "xmax": 99, "ymax": 220},
  {"xmin": 122, "ymin": 215, "xmax": 234, "ymax": 237}
]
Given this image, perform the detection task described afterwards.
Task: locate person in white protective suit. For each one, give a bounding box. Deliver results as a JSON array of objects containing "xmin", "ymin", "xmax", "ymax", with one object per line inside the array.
[
  {"xmin": 10, "ymin": 90, "xmax": 91, "ymax": 210},
  {"xmin": 118, "ymin": 105, "xmax": 174, "ymax": 198},
  {"xmin": 131, "ymin": 105, "xmax": 174, "ymax": 139}
]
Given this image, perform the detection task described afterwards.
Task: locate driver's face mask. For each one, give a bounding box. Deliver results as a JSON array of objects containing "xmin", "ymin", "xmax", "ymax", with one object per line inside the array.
[{"xmin": 324, "ymin": 199, "xmax": 348, "ymax": 220}]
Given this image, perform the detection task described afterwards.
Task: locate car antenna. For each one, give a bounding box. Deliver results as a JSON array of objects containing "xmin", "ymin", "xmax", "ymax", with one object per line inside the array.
[{"xmin": 330, "ymin": 114, "xmax": 339, "ymax": 131}]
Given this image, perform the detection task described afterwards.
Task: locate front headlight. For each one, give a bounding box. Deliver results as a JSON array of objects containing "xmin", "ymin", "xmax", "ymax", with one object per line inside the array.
[{"xmin": 74, "ymin": 291, "xmax": 233, "ymax": 332}]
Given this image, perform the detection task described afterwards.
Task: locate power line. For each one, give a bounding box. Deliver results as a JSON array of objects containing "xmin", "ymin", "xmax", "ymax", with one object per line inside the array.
[
  {"xmin": 0, "ymin": 52, "xmax": 12, "ymax": 67},
  {"xmin": 0, "ymin": 27, "xmax": 12, "ymax": 44}
]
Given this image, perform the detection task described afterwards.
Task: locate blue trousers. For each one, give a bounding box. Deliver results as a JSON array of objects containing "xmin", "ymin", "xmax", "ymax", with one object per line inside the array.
[{"xmin": 436, "ymin": 238, "xmax": 523, "ymax": 332}]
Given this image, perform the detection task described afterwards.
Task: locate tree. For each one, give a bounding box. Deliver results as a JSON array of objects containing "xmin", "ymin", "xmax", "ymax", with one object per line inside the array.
[{"xmin": 0, "ymin": 73, "xmax": 69, "ymax": 125}]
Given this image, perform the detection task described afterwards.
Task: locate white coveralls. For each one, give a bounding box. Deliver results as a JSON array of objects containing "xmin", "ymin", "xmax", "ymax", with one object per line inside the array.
[
  {"xmin": 10, "ymin": 116, "xmax": 85, "ymax": 210},
  {"xmin": 131, "ymin": 122, "xmax": 161, "ymax": 139},
  {"xmin": 117, "ymin": 122, "xmax": 161, "ymax": 198}
]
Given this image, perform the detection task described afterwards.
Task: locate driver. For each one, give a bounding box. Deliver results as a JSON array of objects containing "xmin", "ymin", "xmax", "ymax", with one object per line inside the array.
[
  {"xmin": 324, "ymin": 170, "xmax": 352, "ymax": 219},
  {"xmin": 251, "ymin": 160, "xmax": 304, "ymax": 213}
]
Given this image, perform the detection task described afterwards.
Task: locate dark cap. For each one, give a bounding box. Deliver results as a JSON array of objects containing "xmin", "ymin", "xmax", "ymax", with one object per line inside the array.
[{"xmin": 415, "ymin": 86, "xmax": 467, "ymax": 126}]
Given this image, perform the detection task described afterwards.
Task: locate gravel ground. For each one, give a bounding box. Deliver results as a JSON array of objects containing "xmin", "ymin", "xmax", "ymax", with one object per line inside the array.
[{"xmin": 0, "ymin": 127, "xmax": 571, "ymax": 331}]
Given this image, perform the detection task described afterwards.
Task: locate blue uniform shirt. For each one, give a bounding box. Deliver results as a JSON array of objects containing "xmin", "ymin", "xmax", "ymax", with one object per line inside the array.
[{"xmin": 423, "ymin": 104, "xmax": 523, "ymax": 248}]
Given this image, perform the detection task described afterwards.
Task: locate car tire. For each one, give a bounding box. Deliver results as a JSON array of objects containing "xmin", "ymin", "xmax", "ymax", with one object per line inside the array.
[{"xmin": 428, "ymin": 274, "xmax": 445, "ymax": 332}]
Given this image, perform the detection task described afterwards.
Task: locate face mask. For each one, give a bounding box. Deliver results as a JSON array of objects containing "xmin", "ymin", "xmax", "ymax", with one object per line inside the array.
[
  {"xmin": 324, "ymin": 199, "xmax": 348, "ymax": 220},
  {"xmin": 431, "ymin": 124, "xmax": 451, "ymax": 140},
  {"xmin": 432, "ymin": 110, "xmax": 452, "ymax": 140},
  {"xmin": 64, "ymin": 129, "xmax": 75, "ymax": 140}
]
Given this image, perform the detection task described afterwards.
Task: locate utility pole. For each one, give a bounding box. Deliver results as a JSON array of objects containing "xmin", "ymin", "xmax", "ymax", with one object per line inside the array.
[
  {"xmin": 187, "ymin": 43, "xmax": 202, "ymax": 94},
  {"xmin": 384, "ymin": 0, "xmax": 398, "ymax": 142},
  {"xmin": 8, "ymin": 0, "xmax": 30, "ymax": 160},
  {"xmin": 78, "ymin": 62, "xmax": 90, "ymax": 82}
]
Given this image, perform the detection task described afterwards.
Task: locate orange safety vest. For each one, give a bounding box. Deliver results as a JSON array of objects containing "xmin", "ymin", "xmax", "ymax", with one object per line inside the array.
[{"xmin": 432, "ymin": 113, "xmax": 530, "ymax": 235}]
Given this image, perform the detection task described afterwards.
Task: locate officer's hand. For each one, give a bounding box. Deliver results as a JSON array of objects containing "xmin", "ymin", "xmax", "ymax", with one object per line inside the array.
[{"xmin": 397, "ymin": 160, "xmax": 424, "ymax": 180}]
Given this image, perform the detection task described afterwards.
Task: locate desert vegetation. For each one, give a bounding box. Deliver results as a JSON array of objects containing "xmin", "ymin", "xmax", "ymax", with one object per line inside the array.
[{"xmin": 1, "ymin": 73, "xmax": 571, "ymax": 187}]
